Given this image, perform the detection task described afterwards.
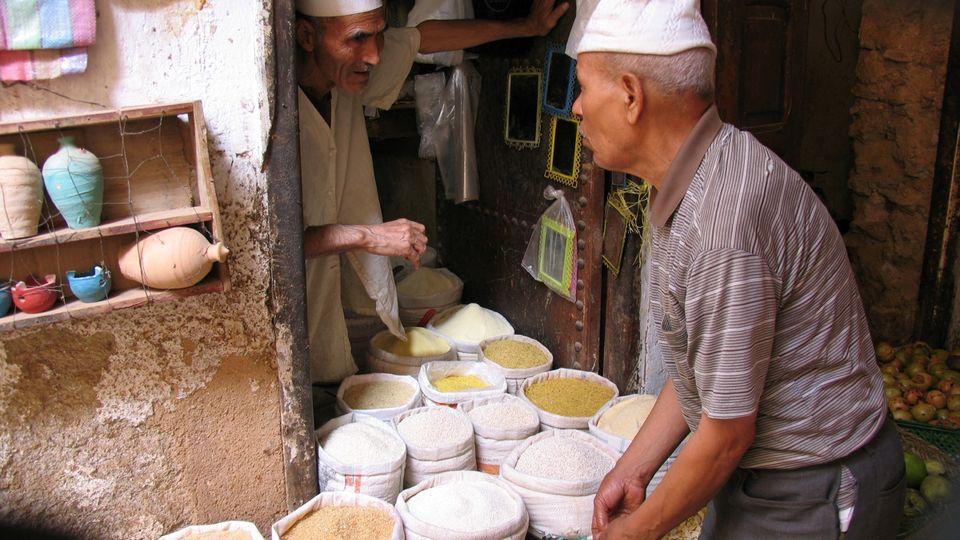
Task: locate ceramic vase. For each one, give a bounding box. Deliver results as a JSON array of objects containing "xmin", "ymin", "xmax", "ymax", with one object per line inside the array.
[
  {"xmin": 0, "ymin": 143, "xmax": 44, "ymax": 239},
  {"xmin": 41, "ymin": 136, "xmax": 104, "ymax": 229},
  {"xmin": 12, "ymin": 274, "xmax": 58, "ymax": 314},
  {"xmin": 66, "ymin": 264, "xmax": 112, "ymax": 303},
  {"xmin": 117, "ymin": 227, "xmax": 230, "ymax": 289}
]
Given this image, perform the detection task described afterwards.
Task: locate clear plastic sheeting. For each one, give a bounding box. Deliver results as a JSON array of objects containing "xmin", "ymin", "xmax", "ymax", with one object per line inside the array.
[
  {"xmin": 406, "ymin": 0, "xmax": 475, "ymax": 66},
  {"xmin": 433, "ymin": 61, "xmax": 481, "ymax": 203},
  {"xmin": 522, "ymin": 186, "xmax": 578, "ymax": 302},
  {"xmin": 414, "ymin": 71, "xmax": 445, "ymax": 159}
]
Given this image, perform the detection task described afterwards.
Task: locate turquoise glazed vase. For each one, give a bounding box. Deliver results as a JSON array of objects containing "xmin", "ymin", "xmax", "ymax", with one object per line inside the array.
[{"xmin": 41, "ymin": 136, "xmax": 104, "ymax": 229}]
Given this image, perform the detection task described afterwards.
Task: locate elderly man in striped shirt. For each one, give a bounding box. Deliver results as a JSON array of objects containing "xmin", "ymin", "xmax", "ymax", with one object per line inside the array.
[{"xmin": 571, "ymin": 1, "xmax": 905, "ymax": 539}]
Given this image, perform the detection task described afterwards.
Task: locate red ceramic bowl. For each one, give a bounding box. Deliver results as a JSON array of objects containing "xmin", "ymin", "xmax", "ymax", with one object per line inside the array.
[{"xmin": 12, "ymin": 274, "xmax": 58, "ymax": 314}]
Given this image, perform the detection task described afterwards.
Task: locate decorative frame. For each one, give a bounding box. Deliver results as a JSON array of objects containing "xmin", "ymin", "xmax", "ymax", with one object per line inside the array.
[
  {"xmin": 542, "ymin": 42, "xmax": 578, "ymax": 116},
  {"xmin": 601, "ymin": 197, "xmax": 630, "ymax": 276},
  {"xmin": 545, "ymin": 115, "xmax": 583, "ymax": 187},
  {"xmin": 538, "ymin": 215, "xmax": 576, "ymax": 294},
  {"xmin": 503, "ymin": 67, "xmax": 543, "ymax": 149}
]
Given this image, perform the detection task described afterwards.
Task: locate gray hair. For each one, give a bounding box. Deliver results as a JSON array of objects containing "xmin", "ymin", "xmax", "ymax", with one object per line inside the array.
[{"xmin": 599, "ymin": 48, "xmax": 716, "ymax": 102}]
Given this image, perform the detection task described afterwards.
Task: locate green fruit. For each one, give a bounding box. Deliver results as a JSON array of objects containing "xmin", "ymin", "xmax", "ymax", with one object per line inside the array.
[
  {"xmin": 948, "ymin": 395, "xmax": 960, "ymax": 412},
  {"xmin": 920, "ymin": 474, "xmax": 952, "ymax": 504},
  {"xmin": 941, "ymin": 370, "xmax": 960, "ymax": 384},
  {"xmin": 933, "ymin": 349, "xmax": 950, "ymax": 363},
  {"xmin": 885, "ymin": 386, "xmax": 902, "ymax": 399},
  {"xmin": 925, "ymin": 459, "xmax": 946, "ymax": 476},
  {"xmin": 894, "ymin": 410, "xmax": 915, "ymax": 422},
  {"xmin": 904, "ymin": 488, "xmax": 929, "ymax": 517},
  {"xmin": 912, "ymin": 402, "xmax": 937, "ymax": 423},
  {"xmin": 905, "ymin": 452, "xmax": 928, "ymax": 488}
]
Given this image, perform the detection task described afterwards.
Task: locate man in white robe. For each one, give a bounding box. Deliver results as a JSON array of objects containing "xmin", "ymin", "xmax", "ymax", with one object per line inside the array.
[{"xmin": 295, "ymin": 0, "xmax": 569, "ymax": 383}]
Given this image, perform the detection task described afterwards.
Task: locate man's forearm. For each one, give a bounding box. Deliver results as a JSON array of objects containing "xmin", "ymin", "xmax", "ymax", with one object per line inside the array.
[
  {"xmin": 416, "ymin": 18, "xmax": 531, "ymax": 54},
  {"xmin": 304, "ymin": 224, "xmax": 368, "ymax": 258},
  {"xmin": 618, "ymin": 380, "xmax": 691, "ymax": 486}
]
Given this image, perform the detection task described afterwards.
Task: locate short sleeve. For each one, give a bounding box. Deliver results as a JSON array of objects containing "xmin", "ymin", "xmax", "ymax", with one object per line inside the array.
[
  {"xmin": 360, "ymin": 27, "xmax": 421, "ymax": 109},
  {"xmin": 686, "ymin": 248, "xmax": 777, "ymax": 419}
]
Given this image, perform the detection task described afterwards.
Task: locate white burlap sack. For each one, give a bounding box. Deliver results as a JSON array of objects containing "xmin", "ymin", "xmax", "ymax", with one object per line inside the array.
[
  {"xmin": 519, "ymin": 368, "xmax": 619, "ymax": 430},
  {"xmin": 270, "ymin": 491, "xmax": 403, "ymax": 540},
  {"xmin": 479, "ymin": 335, "xmax": 553, "ymax": 394},
  {"xmin": 459, "ymin": 394, "xmax": 540, "ymax": 475},
  {"xmin": 500, "ymin": 430, "xmax": 620, "ymax": 539},
  {"xmin": 426, "ymin": 304, "xmax": 514, "ymax": 359},
  {"xmin": 366, "ymin": 328, "xmax": 457, "ymax": 376},
  {"xmin": 393, "ymin": 405, "xmax": 477, "ymax": 487},
  {"xmin": 418, "ymin": 361, "xmax": 507, "ymax": 408},
  {"xmin": 316, "ymin": 413, "xmax": 406, "ymax": 503},
  {"xmin": 160, "ymin": 521, "xmax": 263, "ymax": 540},
  {"xmin": 396, "ymin": 470, "xmax": 528, "ymax": 540},
  {"xmin": 396, "ymin": 267, "xmax": 463, "ymax": 309},
  {"xmin": 335, "ymin": 373, "xmax": 422, "ymax": 421}
]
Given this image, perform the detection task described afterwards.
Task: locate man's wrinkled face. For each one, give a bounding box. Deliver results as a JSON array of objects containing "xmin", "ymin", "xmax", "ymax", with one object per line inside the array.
[
  {"xmin": 572, "ymin": 53, "xmax": 633, "ymax": 173},
  {"xmin": 315, "ymin": 9, "xmax": 386, "ymax": 93}
]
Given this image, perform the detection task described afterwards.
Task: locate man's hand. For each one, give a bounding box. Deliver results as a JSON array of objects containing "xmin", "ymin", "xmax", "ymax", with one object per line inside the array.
[
  {"xmin": 593, "ymin": 466, "xmax": 648, "ymax": 535},
  {"xmin": 525, "ymin": 0, "xmax": 571, "ymax": 37},
  {"xmin": 361, "ymin": 219, "xmax": 428, "ymax": 268}
]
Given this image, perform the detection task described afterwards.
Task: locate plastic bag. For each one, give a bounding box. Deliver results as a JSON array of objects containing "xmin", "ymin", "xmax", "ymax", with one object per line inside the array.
[
  {"xmin": 414, "ymin": 71, "xmax": 445, "ymax": 159},
  {"xmin": 522, "ymin": 186, "xmax": 578, "ymax": 302},
  {"xmin": 406, "ymin": 0, "xmax": 475, "ymax": 66},
  {"xmin": 433, "ymin": 61, "xmax": 481, "ymax": 203}
]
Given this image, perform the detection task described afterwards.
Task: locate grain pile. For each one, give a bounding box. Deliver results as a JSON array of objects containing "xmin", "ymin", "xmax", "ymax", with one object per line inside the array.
[
  {"xmin": 597, "ymin": 394, "xmax": 658, "ymax": 439},
  {"xmin": 320, "ymin": 422, "xmax": 404, "ymax": 466},
  {"xmin": 405, "ymin": 480, "xmax": 520, "ymax": 533},
  {"xmin": 525, "ymin": 377, "xmax": 615, "ymax": 417},
  {"xmin": 467, "ymin": 399, "xmax": 538, "ymax": 431},
  {"xmin": 342, "ymin": 380, "xmax": 414, "ymax": 410},
  {"xmin": 183, "ymin": 532, "xmax": 250, "ymax": 540},
  {"xmin": 483, "ymin": 340, "xmax": 549, "ymax": 369},
  {"xmin": 396, "ymin": 408, "xmax": 471, "ymax": 448},
  {"xmin": 374, "ymin": 327, "xmax": 451, "ymax": 357},
  {"xmin": 281, "ymin": 506, "xmax": 395, "ymax": 540},
  {"xmin": 515, "ymin": 436, "xmax": 615, "ymax": 482},
  {"xmin": 432, "ymin": 303, "xmax": 512, "ymax": 342},
  {"xmin": 433, "ymin": 374, "xmax": 489, "ymax": 392},
  {"xmin": 397, "ymin": 267, "xmax": 457, "ymax": 296}
]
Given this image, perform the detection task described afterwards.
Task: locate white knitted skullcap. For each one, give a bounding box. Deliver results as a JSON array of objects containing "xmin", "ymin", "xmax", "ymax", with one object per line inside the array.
[
  {"xmin": 567, "ymin": 0, "xmax": 715, "ymax": 57},
  {"xmin": 296, "ymin": 0, "xmax": 383, "ymax": 17}
]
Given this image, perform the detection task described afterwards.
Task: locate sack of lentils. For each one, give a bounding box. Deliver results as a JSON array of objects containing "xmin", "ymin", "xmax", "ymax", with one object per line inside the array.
[
  {"xmin": 520, "ymin": 368, "xmax": 619, "ymax": 430},
  {"xmin": 418, "ymin": 360, "xmax": 507, "ymax": 408},
  {"xmin": 316, "ymin": 413, "xmax": 407, "ymax": 503},
  {"xmin": 393, "ymin": 405, "xmax": 477, "ymax": 488},
  {"xmin": 366, "ymin": 326, "xmax": 457, "ymax": 376},
  {"xmin": 479, "ymin": 335, "xmax": 553, "ymax": 394},
  {"xmin": 335, "ymin": 373, "xmax": 421, "ymax": 421},
  {"xmin": 459, "ymin": 393, "xmax": 540, "ymax": 474},
  {"xmin": 396, "ymin": 470, "xmax": 529, "ymax": 540},
  {"xmin": 270, "ymin": 491, "xmax": 402, "ymax": 540},
  {"xmin": 500, "ymin": 429, "xmax": 619, "ymax": 538},
  {"xmin": 427, "ymin": 303, "xmax": 514, "ymax": 361},
  {"xmin": 160, "ymin": 521, "xmax": 263, "ymax": 540}
]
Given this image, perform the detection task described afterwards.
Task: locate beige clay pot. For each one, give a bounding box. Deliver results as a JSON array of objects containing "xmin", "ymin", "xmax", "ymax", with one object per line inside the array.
[
  {"xmin": 118, "ymin": 227, "xmax": 229, "ymax": 289},
  {"xmin": 0, "ymin": 144, "xmax": 44, "ymax": 239}
]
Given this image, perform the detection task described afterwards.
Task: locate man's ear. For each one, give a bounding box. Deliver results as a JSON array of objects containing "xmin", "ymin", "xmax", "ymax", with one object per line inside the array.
[
  {"xmin": 621, "ymin": 73, "xmax": 644, "ymax": 125},
  {"xmin": 295, "ymin": 19, "xmax": 316, "ymax": 52}
]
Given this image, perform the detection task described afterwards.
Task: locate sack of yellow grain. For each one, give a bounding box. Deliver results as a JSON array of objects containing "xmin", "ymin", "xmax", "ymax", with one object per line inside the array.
[
  {"xmin": 418, "ymin": 360, "xmax": 507, "ymax": 408},
  {"xmin": 479, "ymin": 335, "xmax": 553, "ymax": 394},
  {"xmin": 519, "ymin": 368, "xmax": 619, "ymax": 431},
  {"xmin": 270, "ymin": 491, "xmax": 403, "ymax": 540},
  {"xmin": 160, "ymin": 521, "xmax": 263, "ymax": 540},
  {"xmin": 366, "ymin": 327, "xmax": 457, "ymax": 377}
]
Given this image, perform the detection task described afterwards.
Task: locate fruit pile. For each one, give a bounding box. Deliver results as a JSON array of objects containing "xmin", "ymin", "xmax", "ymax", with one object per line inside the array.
[
  {"xmin": 902, "ymin": 451, "xmax": 953, "ymax": 519},
  {"xmin": 877, "ymin": 341, "xmax": 960, "ymax": 428}
]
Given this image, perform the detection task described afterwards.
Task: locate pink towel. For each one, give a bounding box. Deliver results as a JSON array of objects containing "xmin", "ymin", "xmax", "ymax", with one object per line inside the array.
[{"xmin": 0, "ymin": 0, "xmax": 95, "ymax": 81}]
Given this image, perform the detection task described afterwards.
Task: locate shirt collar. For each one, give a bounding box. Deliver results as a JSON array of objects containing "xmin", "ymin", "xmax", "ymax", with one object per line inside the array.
[{"xmin": 649, "ymin": 104, "xmax": 723, "ymax": 227}]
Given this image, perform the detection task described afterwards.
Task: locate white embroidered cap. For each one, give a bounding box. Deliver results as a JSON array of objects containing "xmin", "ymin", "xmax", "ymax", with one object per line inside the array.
[
  {"xmin": 296, "ymin": 0, "xmax": 383, "ymax": 17},
  {"xmin": 566, "ymin": 0, "xmax": 715, "ymax": 57}
]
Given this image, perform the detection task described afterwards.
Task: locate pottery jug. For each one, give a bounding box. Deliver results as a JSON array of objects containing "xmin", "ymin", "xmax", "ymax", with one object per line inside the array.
[
  {"xmin": 117, "ymin": 227, "xmax": 230, "ymax": 289},
  {"xmin": 0, "ymin": 144, "xmax": 44, "ymax": 239},
  {"xmin": 67, "ymin": 264, "xmax": 112, "ymax": 303},
  {"xmin": 12, "ymin": 274, "xmax": 58, "ymax": 314},
  {"xmin": 41, "ymin": 136, "xmax": 104, "ymax": 229}
]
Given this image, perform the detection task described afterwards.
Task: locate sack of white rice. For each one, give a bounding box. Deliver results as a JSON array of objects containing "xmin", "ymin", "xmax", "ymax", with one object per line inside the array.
[
  {"xmin": 588, "ymin": 394, "xmax": 687, "ymax": 496},
  {"xmin": 335, "ymin": 373, "xmax": 421, "ymax": 421},
  {"xmin": 418, "ymin": 361, "xmax": 507, "ymax": 408},
  {"xmin": 160, "ymin": 521, "xmax": 263, "ymax": 540},
  {"xmin": 499, "ymin": 429, "xmax": 619, "ymax": 538},
  {"xmin": 393, "ymin": 405, "xmax": 476, "ymax": 487},
  {"xmin": 396, "ymin": 470, "xmax": 528, "ymax": 540},
  {"xmin": 366, "ymin": 327, "xmax": 457, "ymax": 376},
  {"xmin": 270, "ymin": 491, "xmax": 403, "ymax": 540},
  {"xmin": 519, "ymin": 368, "xmax": 619, "ymax": 430},
  {"xmin": 459, "ymin": 394, "xmax": 540, "ymax": 474},
  {"xmin": 479, "ymin": 335, "xmax": 553, "ymax": 394},
  {"xmin": 427, "ymin": 303, "xmax": 514, "ymax": 360},
  {"xmin": 316, "ymin": 413, "xmax": 406, "ymax": 503},
  {"xmin": 396, "ymin": 267, "xmax": 463, "ymax": 309}
]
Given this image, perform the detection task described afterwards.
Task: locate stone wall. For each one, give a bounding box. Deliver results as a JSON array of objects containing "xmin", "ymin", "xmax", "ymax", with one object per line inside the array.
[{"xmin": 846, "ymin": 0, "xmax": 953, "ymax": 343}]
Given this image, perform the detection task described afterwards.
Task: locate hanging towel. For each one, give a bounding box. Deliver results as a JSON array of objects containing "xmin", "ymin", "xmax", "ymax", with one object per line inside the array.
[{"xmin": 0, "ymin": 0, "xmax": 96, "ymax": 82}]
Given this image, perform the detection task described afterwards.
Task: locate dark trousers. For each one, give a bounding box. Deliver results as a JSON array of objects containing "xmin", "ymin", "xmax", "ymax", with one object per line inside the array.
[{"xmin": 700, "ymin": 417, "xmax": 905, "ymax": 539}]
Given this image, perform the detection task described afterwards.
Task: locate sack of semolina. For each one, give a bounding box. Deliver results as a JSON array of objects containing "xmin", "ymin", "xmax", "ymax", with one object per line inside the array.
[
  {"xmin": 479, "ymin": 335, "xmax": 553, "ymax": 394},
  {"xmin": 335, "ymin": 373, "xmax": 421, "ymax": 421},
  {"xmin": 366, "ymin": 327, "xmax": 457, "ymax": 376},
  {"xmin": 160, "ymin": 521, "xmax": 264, "ymax": 540},
  {"xmin": 418, "ymin": 361, "xmax": 507, "ymax": 408},
  {"xmin": 316, "ymin": 413, "xmax": 407, "ymax": 503},
  {"xmin": 519, "ymin": 368, "xmax": 619, "ymax": 430},
  {"xmin": 459, "ymin": 393, "xmax": 540, "ymax": 474},
  {"xmin": 270, "ymin": 491, "xmax": 403, "ymax": 540},
  {"xmin": 427, "ymin": 303, "xmax": 514, "ymax": 361},
  {"xmin": 393, "ymin": 405, "xmax": 477, "ymax": 488}
]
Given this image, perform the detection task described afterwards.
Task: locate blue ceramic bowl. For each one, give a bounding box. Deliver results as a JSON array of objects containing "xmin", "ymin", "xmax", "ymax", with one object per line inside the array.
[
  {"xmin": 0, "ymin": 283, "xmax": 12, "ymax": 316},
  {"xmin": 66, "ymin": 265, "xmax": 111, "ymax": 303}
]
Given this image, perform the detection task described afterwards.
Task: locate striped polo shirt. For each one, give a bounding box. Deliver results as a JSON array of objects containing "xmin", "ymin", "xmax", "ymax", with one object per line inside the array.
[{"xmin": 649, "ymin": 105, "xmax": 887, "ymax": 469}]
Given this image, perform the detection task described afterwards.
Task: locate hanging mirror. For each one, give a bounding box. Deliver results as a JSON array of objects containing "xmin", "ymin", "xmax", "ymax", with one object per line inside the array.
[
  {"xmin": 503, "ymin": 67, "xmax": 543, "ymax": 149},
  {"xmin": 545, "ymin": 115, "xmax": 583, "ymax": 187},
  {"xmin": 543, "ymin": 43, "xmax": 577, "ymax": 116},
  {"xmin": 602, "ymin": 197, "xmax": 629, "ymax": 276}
]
